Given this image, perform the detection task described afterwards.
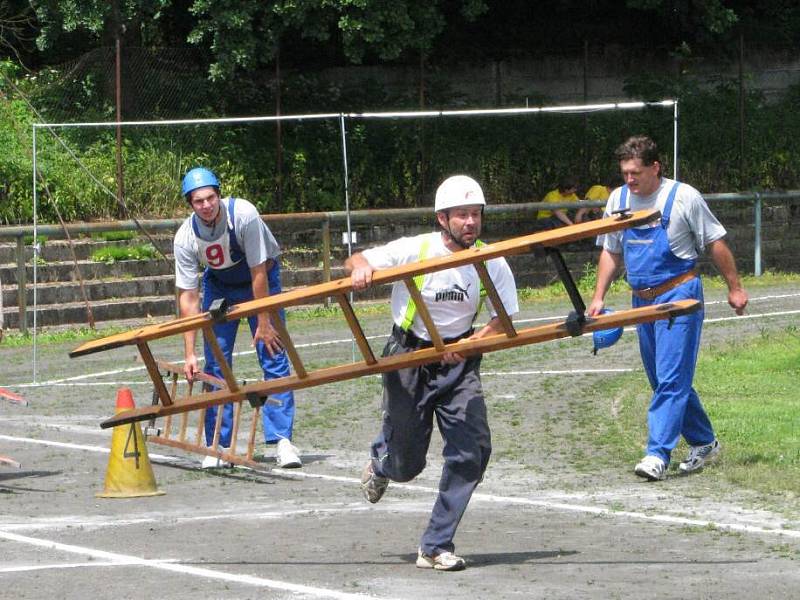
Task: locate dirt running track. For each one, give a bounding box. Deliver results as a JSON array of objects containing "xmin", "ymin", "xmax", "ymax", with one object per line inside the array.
[{"xmin": 1, "ymin": 283, "xmax": 799, "ymax": 600}]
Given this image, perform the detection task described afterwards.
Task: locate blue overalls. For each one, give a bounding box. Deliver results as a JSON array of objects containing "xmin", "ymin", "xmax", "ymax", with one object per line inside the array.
[
  {"xmin": 197, "ymin": 198, "xmax": 295, "ymax": 447},
  {"xmin": 620, "ymin": 183, "xmax": 715, "ymax": 464}
]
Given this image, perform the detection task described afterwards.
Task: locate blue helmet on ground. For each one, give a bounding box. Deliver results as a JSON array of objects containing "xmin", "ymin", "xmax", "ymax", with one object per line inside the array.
[
  {"xmin": 182, "ymin": 167, "xmax": 220, "ymax": 199},
  {"xmin": 592, "ymin": 308, "xmax": 623, "ymax": 354}
]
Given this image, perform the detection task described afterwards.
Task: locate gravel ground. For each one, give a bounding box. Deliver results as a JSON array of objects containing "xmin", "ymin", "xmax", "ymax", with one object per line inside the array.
[{"xmin": 1, "ymin": 283, "xmax": 798, "ymax": 599}]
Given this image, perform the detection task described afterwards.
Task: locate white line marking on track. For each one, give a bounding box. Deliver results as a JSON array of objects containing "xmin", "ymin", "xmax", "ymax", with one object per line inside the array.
[
  {"xmin": 281, "ymin": 471, "xmax": 800, "ymax": 539},
  {"xmin": 12, "ymin": 381, "xmax": 154, "ymax": 388},
  {"xmin": 2, "ymin": 432, "xmax": 799, "ymax": 541},
  {"xmin": 5, "ymin": 295, "xmax": 796, "ymax": 388},
  {"xmin": 0, "ymin": 505, "xmax": 376, "ymax": 533},
  {"xmin": 482, "ymin": 368, "xmax": 634, "ymax": 375},
  {"xmin": 705, "ymin": 308, "xmax": 800, "ymax": 324},
  {"xmin": 0, "ymin": 559, "xmax": 180, "ymax": 573},
  {"xmin": 704, "ymin": 292, "xmax": 800, "ymax": 305},
  {"xmin": 16, "ymin": 303, "xmax": 796, "ymax": 390},
  {"xmin": 0, "ymin": 434, "xmax": 180, "ymax": 463},
  {"xmin": 0, "ymin": 530, "xmax": 393, "ymax": 600}
]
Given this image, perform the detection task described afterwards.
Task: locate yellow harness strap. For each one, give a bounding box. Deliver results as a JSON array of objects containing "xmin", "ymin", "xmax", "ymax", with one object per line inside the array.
[{"xmin": 400, "ymin": 235, "xmax": 487, "ymax": 332}]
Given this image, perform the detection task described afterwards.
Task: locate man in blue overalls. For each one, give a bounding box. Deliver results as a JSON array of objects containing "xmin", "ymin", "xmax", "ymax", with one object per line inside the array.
[
  {"xmin": 174, "ymin": 167, "xmax": 301, "ymax": 469},
  {"xmin": 588, "ymin": 136, "xmax": 748, "ymax": 481}
]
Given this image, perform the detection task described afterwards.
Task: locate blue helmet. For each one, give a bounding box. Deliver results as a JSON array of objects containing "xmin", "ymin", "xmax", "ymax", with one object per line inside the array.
[
  {"xmin": 181, "ymin": 167, "xmax": 220, "ymax": 198},
  {"xmin": 592, "ymin": 309, "xmax": 623, "ymax": 354}
]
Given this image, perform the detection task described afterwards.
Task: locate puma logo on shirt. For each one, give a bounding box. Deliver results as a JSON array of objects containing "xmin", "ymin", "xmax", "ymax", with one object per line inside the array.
[{"xmin": 435, "ymin": 283, "xmax": 471, "ymax": 302}]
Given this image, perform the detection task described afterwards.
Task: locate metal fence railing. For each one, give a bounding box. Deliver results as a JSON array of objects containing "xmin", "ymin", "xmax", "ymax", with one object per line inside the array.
[{"xmin": 2, "ymin": 192, "xmax": 800, "ymax": 339}]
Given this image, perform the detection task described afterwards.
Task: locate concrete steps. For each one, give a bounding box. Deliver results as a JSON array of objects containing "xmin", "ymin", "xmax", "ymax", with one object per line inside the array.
[
  {"xmin": 2, "ymin": 295, "xmax": 177, "ymax": 329},
  {"xmin": 0, "ymin": 236, "xmax": 603, "ymax": 332},
  {"xmin": 1, "ymin": 211, "xmax": 605, "ymax": 333}
]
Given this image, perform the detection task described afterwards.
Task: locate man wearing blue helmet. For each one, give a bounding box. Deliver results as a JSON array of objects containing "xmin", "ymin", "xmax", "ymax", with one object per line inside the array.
[
  {"xmin": 588, "ymin": 136, "xmax": 748, "ymax": 482},
  {"xmin": 174, "ymin": 167, "xmax": 301, "ymax": 469}
]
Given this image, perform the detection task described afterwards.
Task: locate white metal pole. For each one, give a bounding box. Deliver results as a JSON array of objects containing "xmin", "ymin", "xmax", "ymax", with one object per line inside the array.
[
  {"xmin": 339, "ymin": 114, "xmax": 356, "ymax": 362},
  {"xmin": 339, "ymin": 114, "xmax": 353, "ymax": 259},
  {"xmin": 32, "ymin": 125, "xmax": 38, "ymax": 382},
  {"xmin": 754, "ymin": 193, "xmax": 762, "ymax": 276},
  {"xmin": 673, "ymin": 100, "xmax": 679, "ymax": 180}
]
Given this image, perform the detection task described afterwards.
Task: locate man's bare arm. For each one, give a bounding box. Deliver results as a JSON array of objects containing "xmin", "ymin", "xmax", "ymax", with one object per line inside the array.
[
  {"xmin": 587, "ymin": 249, "xmax": 623, "ymax": 316},
  {"xmin": 708, "ymin": 239, "xmax": 748, "ymax": 315},
  {"xmin": 178, "ymin": 287, "xmax": 201, "ymax": 381}
]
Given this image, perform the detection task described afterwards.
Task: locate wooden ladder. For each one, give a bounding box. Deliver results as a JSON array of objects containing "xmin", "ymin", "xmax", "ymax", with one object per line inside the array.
[{"xmin": 69, "ymin": 209, "xmax": 702, "ymax": 432}]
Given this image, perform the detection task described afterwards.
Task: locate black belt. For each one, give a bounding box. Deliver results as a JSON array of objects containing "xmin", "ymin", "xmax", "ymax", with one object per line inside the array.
[{"xmin": 391, "ymin": 324, "xmax": 473, "ymax": 349}]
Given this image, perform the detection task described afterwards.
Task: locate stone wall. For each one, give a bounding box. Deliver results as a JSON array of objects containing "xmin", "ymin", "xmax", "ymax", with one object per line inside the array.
[{"xmin": 314, "ymin": 46, "xmax": 800, "ymax": 106}]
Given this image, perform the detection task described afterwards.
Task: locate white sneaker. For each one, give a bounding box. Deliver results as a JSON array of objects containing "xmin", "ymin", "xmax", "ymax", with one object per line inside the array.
[
  {"xmin": 678, "ymin": 439, "xmax": 720, "ymax": 474},
  {"xmin": 276, "ymin": 438, "xmax": 302, "ymax": 468},
  {"xmin": 416, "ymin": 548, "xmax": 466, "ymax": 571},
  {"xmin": 201, "ymin": 453, "xmax": 231, "ymax": 469},
  {"xmin": 634, "ymin": 455, "xmax": 667, "ymax": 481}
]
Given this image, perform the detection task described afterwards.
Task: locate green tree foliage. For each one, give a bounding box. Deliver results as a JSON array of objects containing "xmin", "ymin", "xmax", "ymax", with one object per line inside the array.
[
  {"xmin": 187, "ymin": 1, "xmax": 486, "ymax": 80},
  {"xmin": 3, "ymin": 1, "xmax": 800, "ymax": 225},
  {"xmin": 32, "ymin": 0, "xmax": 173, "ymax": 51}
]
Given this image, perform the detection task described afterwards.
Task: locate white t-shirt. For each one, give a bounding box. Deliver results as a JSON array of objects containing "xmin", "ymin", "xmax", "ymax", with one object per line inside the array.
[
  {"xmin": 362, "ymin": 232, "xmax": 519, "ymax": 340},
  {"xmin": 173, "ymin": 197, "xmax": 281, "ymax": 290},
  {"xmin": 596, "ymin": 178, "xmax": 727, "ymax": 259}
]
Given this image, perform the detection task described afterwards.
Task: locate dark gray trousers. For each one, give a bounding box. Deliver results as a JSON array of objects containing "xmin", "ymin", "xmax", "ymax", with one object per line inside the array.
[{"xmin": 369, "ymin": 330, "xmax": 491, "ymax": 555}]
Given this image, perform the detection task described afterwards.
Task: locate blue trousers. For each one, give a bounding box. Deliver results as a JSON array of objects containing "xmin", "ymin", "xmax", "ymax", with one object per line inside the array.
[
  {"xmin": 633, "ymin": 278, "xmax": 715, "ymax": 463},
  {"xmin": 370, "ymin": 331, "xmax": 491, "ymax": 556},
  {"xmin": 201, "ymin": 268, "xmax": 295, "ymax": 447}
]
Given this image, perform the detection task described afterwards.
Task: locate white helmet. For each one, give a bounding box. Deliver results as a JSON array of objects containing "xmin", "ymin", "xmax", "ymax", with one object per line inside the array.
[{"xmin": 434, "ymin": 175, "xmax": 486, "ymax": 212}]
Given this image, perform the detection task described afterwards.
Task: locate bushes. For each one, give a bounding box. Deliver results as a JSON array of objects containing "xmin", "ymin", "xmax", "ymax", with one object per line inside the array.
[
  {"xmin": 90, "ymin": 243, "xmax": 158, "ymax": 263},
  {"xmin": 3, "ymin": 65, "xmax": 800, "ymax": 225}
]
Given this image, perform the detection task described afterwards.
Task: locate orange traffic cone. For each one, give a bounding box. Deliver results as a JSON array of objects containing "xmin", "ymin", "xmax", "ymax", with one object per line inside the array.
[{"xmin": 97, "ymin": 388, "xmax": 165, "ymax": 498}]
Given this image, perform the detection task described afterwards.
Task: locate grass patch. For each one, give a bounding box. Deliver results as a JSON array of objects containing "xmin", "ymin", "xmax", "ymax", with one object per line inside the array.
[
  {"xmin": 90, "ymin": 243, "xmax": 158, "ymax": 263},
  {"xmin": 583, "ymin": 326, "xmax": 800, "ymax": 496},
  {"xmin": 518, "ymin": 267, "xmax": 800, "ymax": 303},
  {"xmin": 698, "ymin": 327, "xmax": 800, "ymax": 492},
  {"xmin": 91, "ymin": 230, "xmax": 136, "ymax": 242},
  {"xmin": 0, "ymin": 326, "xmax": 131, "ymax": 347},
  {"xmin": 22, "ymin": 234, "xmax": 47, "ymax": 246},
  {"xmin": 285, "ymin": 300, "xmax": 391, "ymax": 322}
]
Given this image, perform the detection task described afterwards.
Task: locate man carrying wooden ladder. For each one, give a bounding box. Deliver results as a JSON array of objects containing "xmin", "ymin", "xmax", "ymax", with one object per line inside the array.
[{"xmin": 345, "ymin": 175, "xmax": 519, "ymax": 572}]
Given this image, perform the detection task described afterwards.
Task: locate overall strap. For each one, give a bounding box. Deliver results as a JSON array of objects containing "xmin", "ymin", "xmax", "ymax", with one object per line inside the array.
[
  {"xmin": 226, "ymin": 197, "xmax": 245, "ymax": 261},
  {"xmin": 661, "ymin": 182, "xmax": 681, "ymax": 228},
  {"xmin": 619, "ymin": 185, "xmax": 629, "ymax": 211}
]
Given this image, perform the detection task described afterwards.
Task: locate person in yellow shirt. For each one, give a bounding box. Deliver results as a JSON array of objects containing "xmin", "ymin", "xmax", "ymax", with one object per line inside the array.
[
  {"xmin": 537, "ymin": 176, "xmax": 580, "ymax": 229},
  {"xmin": 576, "ymin": 182, "xmax": 612, "ymax": 223}
]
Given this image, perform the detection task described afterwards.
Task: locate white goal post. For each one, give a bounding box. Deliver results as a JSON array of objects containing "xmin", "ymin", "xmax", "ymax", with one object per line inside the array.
[{"xmin": 28, "ymin": 99, "xmax": 678, "ymax": 381}]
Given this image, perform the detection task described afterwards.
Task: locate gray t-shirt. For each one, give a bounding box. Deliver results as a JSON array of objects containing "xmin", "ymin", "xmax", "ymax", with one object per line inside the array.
[
  {"xmin": 173, "ymin": 197, "xmax": 281, "ymax": 290},
  {"xmin": 596, "ymin": 177, "xmax": 727, "ymax": 259}
]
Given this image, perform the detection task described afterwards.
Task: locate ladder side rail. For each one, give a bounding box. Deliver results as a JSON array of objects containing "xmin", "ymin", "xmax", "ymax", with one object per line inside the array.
[
  {"xmin": 137, "ymin": 342, "xmax": 173, "ymax": 406},
  {"xmin": 202, "ymin": 326, "xmax": 240, "ymax": 392},
  {"xmin": 335, "ymin": 294, "xmax": 377, "ymax": 364},
  {"xmin": 473, "ymin": 262, "xmax": 517, "ymax": 338},
  {"xmin": 70, "ymin": 210, "xmax": 662, "ymax": 358},
  {"xmin": 268, "ymin": 310, "xmax": 308, "ymax": 378},
  {"xmin": 402, "ymin": 278, "xmax": 445, "ymax": 351},
  {"xmin": 101, "ymin": 299, "xmax": 699, "ymax": 429}
]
